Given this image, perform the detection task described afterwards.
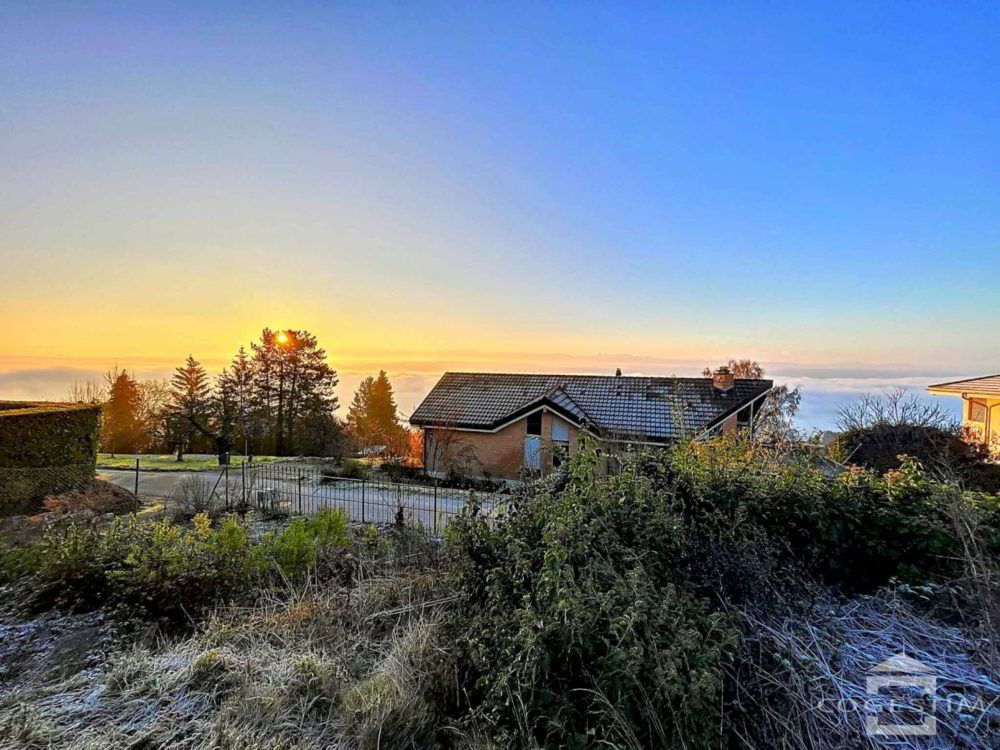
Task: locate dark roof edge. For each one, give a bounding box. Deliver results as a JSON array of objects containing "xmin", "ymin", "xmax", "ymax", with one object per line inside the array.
[
  {"xmin": 411, "ymin": 396, "xmax": 588, "ymax": 431},
  {"xmin": 701, "ymin": 382, "xmax": 774, "ymax": 433},
  {"xmin": 928, "ymin": 374, "xmax": 1000, "ymax": 391}
]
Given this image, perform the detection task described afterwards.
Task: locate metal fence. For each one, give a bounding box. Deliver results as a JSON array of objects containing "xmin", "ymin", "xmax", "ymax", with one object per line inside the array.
[
  {"xmin": 244, "ymin": 462, "xmax": 501, "ymax": 533},
  {"xmin": 1, "ymin": 463, "xmax": 95, "ymax": 517},
  {"xmin": 104, "ymin": 460, "xmax": 504, "ymax": 534}
]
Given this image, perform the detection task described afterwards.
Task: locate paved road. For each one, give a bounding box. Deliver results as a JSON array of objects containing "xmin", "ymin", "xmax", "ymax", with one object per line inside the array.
[{"xmin": 98, "ymin": 468, "xmax": 230, "ymax": 500}]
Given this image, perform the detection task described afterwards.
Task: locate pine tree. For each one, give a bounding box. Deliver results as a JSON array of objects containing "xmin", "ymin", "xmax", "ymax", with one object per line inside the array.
[
  {"xmin": 347, "ymin": 376, "xmax": 377, "ymax": 448},
  {"xmin": 102, "ymin": 368, "xmax": 143, "ymax": 455},
  {"xmin": 169, "ymin": 355, "xmax": 212, "ymax": 460},
  {"xmin": 216, "ymin": 347, "xmax": 258, "ymax": 457},
  {"xmin": 250, "ymin": 329, "xmax": 339, "ymax": 455},
  {"xmin": 347, "ymin": 370, "xmax": 407, "ymax": 455}
]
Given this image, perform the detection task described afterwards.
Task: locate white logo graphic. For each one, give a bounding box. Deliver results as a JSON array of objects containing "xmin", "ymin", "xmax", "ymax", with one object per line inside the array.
[{"xmin": 866, "ymin": 652, "xmax": 937, "ymax": 737}]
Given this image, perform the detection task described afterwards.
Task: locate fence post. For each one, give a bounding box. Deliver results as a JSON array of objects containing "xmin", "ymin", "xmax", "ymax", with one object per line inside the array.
[
  {"xmin": 361, "ymin": 478, "xmax": 366, "ymax": 524},
  {"xmin": 134, "ymin": 458, "xmax": 139, "ymax": 499},
  {"xmin": 433, "ymin": 479, "xmax": 438, "ymax": 535},
  {"xmin": 224, "ymin": 464, "xmax": 229, "ymax": 510},
  {"xmin": 297, "ymin": 469, "xmax": 303, "ymax": 515},
  {"xmin": 242, "ymin": 461, "xmax": 247, "ymax": 509}
]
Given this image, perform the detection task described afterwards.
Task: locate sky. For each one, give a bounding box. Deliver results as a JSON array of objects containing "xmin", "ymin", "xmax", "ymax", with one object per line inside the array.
[{"xmin": 2, "ymin": 2, "xmax": 997, "ymax": 429}]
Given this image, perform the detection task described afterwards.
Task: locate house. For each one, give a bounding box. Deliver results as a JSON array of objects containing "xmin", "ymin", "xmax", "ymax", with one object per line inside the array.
[
  {"xmin": 409, "ymin": 368, "xmax": 773, "ymax": 480},
  {"xmin": 928, "ymin": 374, "xmax": 1000, "ymax": 451}
]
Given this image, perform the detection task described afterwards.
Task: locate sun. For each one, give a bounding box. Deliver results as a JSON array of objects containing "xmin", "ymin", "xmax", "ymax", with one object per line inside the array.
[{"xmin": 276, "ymin": 332, "xmax": 289, "ymax": 344}]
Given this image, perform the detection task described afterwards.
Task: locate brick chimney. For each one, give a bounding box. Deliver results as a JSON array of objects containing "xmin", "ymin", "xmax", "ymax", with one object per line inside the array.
[{"xmin": 712, "ymin": 366, "xmax": 734, "ymax": 394}]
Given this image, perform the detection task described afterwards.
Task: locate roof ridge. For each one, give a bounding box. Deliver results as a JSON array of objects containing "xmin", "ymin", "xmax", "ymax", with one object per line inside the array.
[{"xmin": 443, "ymin": 370, "xmax": 771, "ymax": 383}]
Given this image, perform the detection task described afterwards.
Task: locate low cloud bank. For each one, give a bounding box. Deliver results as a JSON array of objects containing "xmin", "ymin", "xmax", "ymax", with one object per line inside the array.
[{"xmin": 0, "ymin": 359, "xmax": 967, "ymax": 432}]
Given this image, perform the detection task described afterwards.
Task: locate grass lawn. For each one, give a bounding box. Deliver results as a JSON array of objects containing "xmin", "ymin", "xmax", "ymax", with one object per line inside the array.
[{"xmin": 97, "ymin": 454, "xmax": 284, "ymax": 472}]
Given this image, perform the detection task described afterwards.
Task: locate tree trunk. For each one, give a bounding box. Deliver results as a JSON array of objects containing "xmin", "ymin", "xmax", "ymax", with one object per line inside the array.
[{"xmin": 216, "ymin": 435, "xmax": 231, "ymax": 466}]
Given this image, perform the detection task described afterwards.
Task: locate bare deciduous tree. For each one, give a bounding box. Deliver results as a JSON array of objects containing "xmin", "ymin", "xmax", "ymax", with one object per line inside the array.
[{"xmin": 836, "ymin": 388, "xmax": 956, "ymax": 433}]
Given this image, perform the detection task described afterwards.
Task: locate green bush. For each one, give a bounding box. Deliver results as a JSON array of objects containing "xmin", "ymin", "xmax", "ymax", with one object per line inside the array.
[
  {"xmin": 0, "ymin": 402, "xmax": 101, "ymax": 516},
  {"xmin": 444, "ymin": 437, "xmax": 1000, "ymax": 747},
  {"xmin": 263, "ymin": 510, "xmax": 351, "ymax": 580},
  {"xmin": 5, "ymin": 509, "xmax": 353, "ymax": 625},
  {"xmin": 446, "ymin": 447, "xmax": 740, "ymax": 748},
  {"xmin": 668, "ymin": 438, "xmax": 1000, "ymax": 590},
  {"xmin": 833, "ymin": 422, "xmax": 1000, "ymax": 492},
  {"xmin": 335, "ymin": 459, "xmax": 369, "ymax": 479}
]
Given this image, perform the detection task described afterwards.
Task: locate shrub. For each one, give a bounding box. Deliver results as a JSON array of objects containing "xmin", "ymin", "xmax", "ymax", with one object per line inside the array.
[
  {"xmin": 668, "ymin": 438, "xmax": 1000, "ymax": 591},
  {"xmin": 261, "ymin": 510, "xmax": 351, "ymax": 581},
  {"xmin": 0, "ymin": 402, "xmax": 101, "ymax": 468},
  {"xmin": 834, "ymin": 423, "xmax": 1000, "ymax": 492},
  {"xmin": 3, "ymin": 508, "xmax": 356, "ymax": 625},
  {"xmin": 9, "ymin": 514, "xmax": 264, "ymax": 621},
  {"xmin": 445, "ymin": 448, "xmax": 740, "ymax": 748},
  {"xmin": 444, "ymin": 438, "xmax": 1000, "ymax": 747},
  {"xmin": 167, "ymin": 474, "xmax": 220, "ymax": 519},
  {"xmin": 335, "ymin": 459, "xmax": 369, "ymax": 480}
]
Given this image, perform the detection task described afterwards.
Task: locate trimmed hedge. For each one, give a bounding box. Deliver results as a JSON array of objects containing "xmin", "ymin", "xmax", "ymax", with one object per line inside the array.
[
  {"xmin": 0, "ymin": 402, "xmax": 101, "ymax": 515},
  {"xmin": 0, "ymin": 402, "xmax": 101, "ymax": 468}
]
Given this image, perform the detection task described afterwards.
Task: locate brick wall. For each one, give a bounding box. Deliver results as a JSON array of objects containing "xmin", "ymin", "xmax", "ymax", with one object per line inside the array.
[{"xmin": 424, "ymin": 410, "xmax": 582, "ymax": 480}]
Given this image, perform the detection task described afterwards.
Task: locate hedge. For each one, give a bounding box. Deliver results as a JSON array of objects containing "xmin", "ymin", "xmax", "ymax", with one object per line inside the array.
[
  {"xmin": 0, "ymin": 402, "xmax": 102, "ymax": 468},
  {"xmin": 0, "ymin": 402, "xmax": 102, "ymax": 516}
]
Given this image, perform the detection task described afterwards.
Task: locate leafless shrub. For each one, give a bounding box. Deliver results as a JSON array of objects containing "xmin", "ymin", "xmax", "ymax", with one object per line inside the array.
[
  {"xmin": 837, "ymin": 388, "xmax": 957, "ymax": 433},
  {"xmin": 167, "ymin": 474, "xmax": 220, "ymax": 520},
  {"xmin": 946, "ymin": 497, "xmax": 1000, "ymax": 671}
]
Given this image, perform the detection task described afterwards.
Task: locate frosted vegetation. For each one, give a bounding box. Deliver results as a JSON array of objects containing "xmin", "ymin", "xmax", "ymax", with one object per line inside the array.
[{"xmin": 1, "ymin": 437, "xmax": 997, "ymax": 749}]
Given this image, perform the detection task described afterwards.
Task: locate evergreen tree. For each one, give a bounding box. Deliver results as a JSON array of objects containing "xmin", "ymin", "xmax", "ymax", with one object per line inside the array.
[
  {"xmin": 347, "ymin": 376, "xmax": 377, "ymax": 448},
  {"xmin": 250, "ymin": 329, "xmax": 339, "ymax": 455},
  {"xmin": 347, "ymin": 370, "xmax": 407, "ymax": 455},
  {"xmin": 169, "ymin": 355, "xmax": 212, "ymax": 460},
  {"xmin": 216, "ymin": 347, "xmax": 259, "ymax": 457},
  {"xmin": 101, "ymin": 368, "xmax": 143, "ymax": 455}
]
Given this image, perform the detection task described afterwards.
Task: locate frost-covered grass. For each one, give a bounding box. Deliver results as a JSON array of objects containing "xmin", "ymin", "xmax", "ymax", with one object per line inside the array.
[
  {"xmin": 729, "ymin": 588, "xmax": 1000, "ymax": 750},
  {"xmin": 0, "ymin": 538, "xmax": 458, "ymax": 750},
  {"xmin": 97, "ymin": 454, "xmax": 284, "ymax": 472}
]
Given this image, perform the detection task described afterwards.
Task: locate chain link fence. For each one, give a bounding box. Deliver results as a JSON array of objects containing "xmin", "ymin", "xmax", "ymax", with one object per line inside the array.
[{"xmin": 0, "ymin": 463, "xmax": 95, "ymax": 517}]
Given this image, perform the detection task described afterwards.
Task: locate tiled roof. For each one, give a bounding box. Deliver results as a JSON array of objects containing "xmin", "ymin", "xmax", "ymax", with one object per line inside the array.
[
  {"xmin": 928, "ymin": 374, "xmax": 1000, "ymax": 397},
  {"xmin": 409, "ymin": 372, "xmax": 773, "ymax": 442}
]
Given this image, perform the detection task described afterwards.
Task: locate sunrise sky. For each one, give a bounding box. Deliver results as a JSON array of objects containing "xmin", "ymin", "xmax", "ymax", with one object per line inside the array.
[{"xmin": 2, "ymin": 3, "xmax": 998, "ymax": 428}]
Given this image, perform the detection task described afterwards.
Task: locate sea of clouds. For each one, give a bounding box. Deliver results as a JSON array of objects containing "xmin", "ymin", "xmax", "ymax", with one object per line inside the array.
[{"xmin": 0, "ymin": 357, "xmax": 968, "ymax": 433}]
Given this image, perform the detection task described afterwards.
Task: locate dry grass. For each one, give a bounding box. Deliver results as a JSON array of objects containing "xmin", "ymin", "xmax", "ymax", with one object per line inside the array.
[
  {"xmin": 0, "ymin": 543, "xmax": 456, "ymax": 750},
  {"xmin": 727, "ymin": 590, "xmax": 1000, "ymax": 750}
]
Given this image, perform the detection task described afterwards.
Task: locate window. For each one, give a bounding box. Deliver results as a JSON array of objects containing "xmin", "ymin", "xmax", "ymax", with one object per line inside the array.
[
  {"xmin": 736, "ymin": 404, "xmax": 753, "ymax": 426},
  {"xmin": 969, "ymin": 399, "xmax": 988, "ymax": 423},
  {"xmin": 550, "ymin": 416, "xmax": 570, "ymax": 467},
  {"xmin": 552, "ymin": 441, "xmax": 569, "ymax": 467},
  {"xmin": 526, "ymin": 411, "xmax": 542, "ymax": 436}
]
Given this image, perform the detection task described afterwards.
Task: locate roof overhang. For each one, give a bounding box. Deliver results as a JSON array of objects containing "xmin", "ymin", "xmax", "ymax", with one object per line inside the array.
[
  {"xmin": 927, "ymin": 374, "xmax": 1000, "ymax": 399},
  {"xmin": 411, "ymin": 397, "xmax": 589, "ymax": 434},
  {"xmin": 696, "ymin": 385, "xmax": 774, "ymax": 440}
]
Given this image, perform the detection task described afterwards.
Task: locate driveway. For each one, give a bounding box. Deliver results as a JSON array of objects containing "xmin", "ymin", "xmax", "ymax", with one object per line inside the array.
[{"xmin": 98, "ymin": 469, "xmax": 224, "ymax": 502}]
